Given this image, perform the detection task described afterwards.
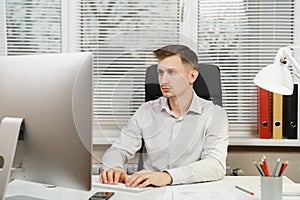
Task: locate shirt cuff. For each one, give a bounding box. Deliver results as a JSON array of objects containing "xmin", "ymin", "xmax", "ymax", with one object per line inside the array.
[
  {"xmin": 102, "ymin": 148, "xmax": 126, "ymax": 170},
  {"xmin": 165, "ymin": 167, "xmax": 189, "ymax": 185}
]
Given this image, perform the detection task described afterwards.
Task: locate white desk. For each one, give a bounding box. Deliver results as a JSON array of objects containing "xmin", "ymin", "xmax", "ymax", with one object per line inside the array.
[{"xmin": 5, "ymin": 176, "xmax": 299, "ymax": 200}]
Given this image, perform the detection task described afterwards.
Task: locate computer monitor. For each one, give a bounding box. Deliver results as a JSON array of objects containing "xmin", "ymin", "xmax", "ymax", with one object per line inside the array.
[{"xmin": 0, "ymin": 52, "xmax": 93, "ymax": 199}]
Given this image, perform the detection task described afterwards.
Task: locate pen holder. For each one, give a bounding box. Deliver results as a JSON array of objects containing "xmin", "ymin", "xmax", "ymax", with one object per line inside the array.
[{"xmin": 261, "ymin": 176, "xmax": 282, "ymax": 200}]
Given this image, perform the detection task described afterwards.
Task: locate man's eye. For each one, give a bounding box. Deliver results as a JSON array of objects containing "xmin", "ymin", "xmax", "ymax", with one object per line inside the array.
[
  {"xmin": 157, "ymin": 71, "xmax": 163, "ymax": 75},
  {"xmin": 168, "ymin": 70, "xmax": 175, "ymax": 75}
]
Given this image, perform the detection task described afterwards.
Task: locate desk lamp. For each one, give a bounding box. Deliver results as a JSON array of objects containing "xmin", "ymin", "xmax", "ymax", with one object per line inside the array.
[{"xmin": 253, "ymin": 46, "xmax": 300, "ymax": 95}]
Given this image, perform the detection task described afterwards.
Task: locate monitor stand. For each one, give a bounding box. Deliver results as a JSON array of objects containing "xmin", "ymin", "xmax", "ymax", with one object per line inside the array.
[
  {"xmin": 0, "ymin": 117, "xmax": 24, "ymax": 200},
  {"xmin": 6, "ymin": 196, "xmax": 43, "ymax": 200}
]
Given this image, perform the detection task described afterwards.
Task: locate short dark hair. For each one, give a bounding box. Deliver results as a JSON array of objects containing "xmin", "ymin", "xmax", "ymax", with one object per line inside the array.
[{"xmin": 153, "ymin": 44, "xmax": 198, "ymax": 69}]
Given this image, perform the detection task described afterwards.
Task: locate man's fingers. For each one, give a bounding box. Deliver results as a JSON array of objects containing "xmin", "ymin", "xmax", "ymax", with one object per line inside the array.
[
  {"xmin": 107, "ymin": 170, "xmax": 114, "ymax": 184},
  {"xmin": 101, "ymin": 170, "xmax": 108, "ymax": 184},
  {"xmin": 99, "ymin": 173, "xmax": 103, "ymax": 183},
  {"xmin": 114, "ymin": 171, "xmax": 121, "ymax": 184},
  {"xmin": 100, "ymin": 168, "xmax": 128, "ymax": 185},
  {"xmin": 131, "ymin": 175, "xmax": 148, "ymax": 187},
  {"xmin": 125, "ymin": 173, "xmax": 140, "ymax": 187},
  {"xmin": 120, "ymin": 172, "xmax": 128, "ymax": 183},
  {"xmin": 126, "ymin": 173, "xmax": 149, "ymax": 187},
  {"xmin": 139, "ymin": 179, "xmax": 151, "ymax": 188}
]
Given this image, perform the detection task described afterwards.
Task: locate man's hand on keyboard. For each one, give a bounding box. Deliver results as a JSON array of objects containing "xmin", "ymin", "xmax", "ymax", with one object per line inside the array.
[
  {"xmin": 99, "ymin": 167, "xmax": 128, "ymax": 184},
  {"xmin": 125, "ymin": 170, "xmax": 172, "ymax": 188}
]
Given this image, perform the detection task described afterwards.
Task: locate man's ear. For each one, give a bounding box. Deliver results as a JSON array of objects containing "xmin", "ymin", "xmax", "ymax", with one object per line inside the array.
[{"xmin": 189, "ymin": 69, "xmax": 199, "ymax": 84}]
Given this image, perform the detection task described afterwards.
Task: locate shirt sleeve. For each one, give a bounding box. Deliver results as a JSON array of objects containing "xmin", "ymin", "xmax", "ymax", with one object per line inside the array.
[
  {"xmin": 165, "ymin": 106, "xmax": 229, "ymax": 185},
  {"xmin": 102, "ymin": 110, "xmax": 143, "ymax": 170}
]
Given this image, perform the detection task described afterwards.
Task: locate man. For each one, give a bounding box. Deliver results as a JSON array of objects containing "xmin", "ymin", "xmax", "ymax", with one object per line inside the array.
[{"xmin": 100, "ymin": 44, "xmax": 229, "ymax": 188}]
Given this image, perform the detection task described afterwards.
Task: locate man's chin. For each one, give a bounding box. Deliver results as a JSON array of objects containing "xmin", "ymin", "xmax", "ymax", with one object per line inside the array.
[{"xmin": 162, "ymin": 92, "xmax": 176, "ymax": 99}]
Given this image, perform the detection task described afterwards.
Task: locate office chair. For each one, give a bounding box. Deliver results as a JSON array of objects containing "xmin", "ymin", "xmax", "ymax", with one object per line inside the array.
[{"xmin": 137, "ymin": 63, "xmax": 223, "ymax": 170}]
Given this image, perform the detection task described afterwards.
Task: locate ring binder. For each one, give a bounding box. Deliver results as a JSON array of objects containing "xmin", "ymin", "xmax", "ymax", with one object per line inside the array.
[
  {"xmin": 283, "ymin": 84, "xmax": 298, "ymax": 139},
  {"xmin": 258, "ymin": 87, "xmax": 271, "ymax": 138},
  {"xmin": 273, "ymin": 93, "xmax": 283, "ymax": 139}
]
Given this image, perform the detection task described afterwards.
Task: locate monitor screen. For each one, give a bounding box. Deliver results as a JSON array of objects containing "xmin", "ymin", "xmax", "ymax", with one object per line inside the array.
[{"xmin": 0, "ymin": 52, "xmax": 93, "ymax": 196}]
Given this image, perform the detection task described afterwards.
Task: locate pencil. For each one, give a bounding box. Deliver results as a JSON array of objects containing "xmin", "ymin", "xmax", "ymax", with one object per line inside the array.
[
  {"xmin": 278, "ymin": 161, "xmax": 289, "ymax": 176},
  {"xmin": 260, "ymin": 159, "xmax": 268, "ymax": 176},
  {"xmin": 277, "ymin": 163, "xmax": 284, "ymax": 177},
  {"xmin": 253, "ymin": 161, "xmax": 265, "ymax": 176},
  {"xmin": 262, "ymin": 155, "xmax": 270, "ymax": 176},
  {"xmin": 235, "ymin": 185, "xmax": 254, "ymax": 196},
  {"xmin": 272, "ymin": 158, "xmax": 280, "ymax": 177}
]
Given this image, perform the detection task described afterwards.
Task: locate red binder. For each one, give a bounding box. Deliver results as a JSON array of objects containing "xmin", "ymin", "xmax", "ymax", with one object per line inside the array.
[{"xmin": 258, "ymin": 87, "xmax": 270, "ymax": 138}]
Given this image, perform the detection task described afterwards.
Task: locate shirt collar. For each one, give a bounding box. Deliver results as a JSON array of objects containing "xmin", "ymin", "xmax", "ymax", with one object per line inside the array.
[
  {"xmin": 160, "ymin": 97, "xmax": 170, "ymax": 113},
  {"xmin": 187, "ymin": 91, "xmax": 202, "ymax": 114},
  {"xmin": 159, "ymin": 91, "xmax": 202, "ymax": 115}
]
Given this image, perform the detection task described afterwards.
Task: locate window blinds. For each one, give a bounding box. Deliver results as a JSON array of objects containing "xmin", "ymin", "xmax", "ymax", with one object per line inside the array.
[
  {"xmin": 75, "ymin": 0, "xmax": 180, "ymax": 140},
  {"xmin": 76, "ymin": 0, "xmax": 295, "ymax": 140},
  {"xmin": 197, "ymin": 0, "xmax": 294, "ymax": 135},
  {"xmin": 0, "ymin": 0, "xmax": 6, "ymax": 56},
  {"xmin": 5, "ymin": 0, "xmax": 61, "ymax": 55},
  {"xmin": 2, "ymin": 0, "xmax": 296, "ymax": 141}
]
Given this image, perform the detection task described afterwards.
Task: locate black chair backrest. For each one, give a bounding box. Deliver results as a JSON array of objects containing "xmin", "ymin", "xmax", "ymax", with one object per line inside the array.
[{"xmin": 145, "ymin": 63, "xmax": 222, "ymax": 106}]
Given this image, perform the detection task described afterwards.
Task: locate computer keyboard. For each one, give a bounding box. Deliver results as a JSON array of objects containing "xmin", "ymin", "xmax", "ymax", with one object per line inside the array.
[{"xmin": 92, "ymin": 176, "xmax": 152, "ymax": 193}]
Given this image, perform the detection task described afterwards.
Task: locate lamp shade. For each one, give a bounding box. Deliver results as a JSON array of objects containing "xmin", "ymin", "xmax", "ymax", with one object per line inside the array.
[{"xmin": 253, "ymin": 62, "xmax": 294, "ymax": 95}]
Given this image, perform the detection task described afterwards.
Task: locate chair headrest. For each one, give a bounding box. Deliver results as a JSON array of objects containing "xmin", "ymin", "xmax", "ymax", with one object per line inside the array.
[{"xmin": 145, "ymin": 63, "xmax": 222, "ymax": 106}]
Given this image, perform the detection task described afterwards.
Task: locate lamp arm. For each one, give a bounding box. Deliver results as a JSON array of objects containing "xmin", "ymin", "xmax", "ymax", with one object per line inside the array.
[
  {"xmin": 282, "ymin": 46, "xmax": 300, "ymax": 75},
  {"xmin": 293, "ymin": 72, "xmax": 300, "ymax": 80}
]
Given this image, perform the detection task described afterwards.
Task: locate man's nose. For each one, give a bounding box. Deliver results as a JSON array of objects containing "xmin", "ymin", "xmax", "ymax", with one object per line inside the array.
[{"xmin": 160, "ymin": 73, "xmax": 169, "ymax": 84}]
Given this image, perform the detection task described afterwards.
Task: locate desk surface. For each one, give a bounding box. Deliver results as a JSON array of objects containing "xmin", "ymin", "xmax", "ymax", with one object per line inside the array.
[{"xmin": 6, "ymin": 176, "xmax": 300, "ymax": 200}]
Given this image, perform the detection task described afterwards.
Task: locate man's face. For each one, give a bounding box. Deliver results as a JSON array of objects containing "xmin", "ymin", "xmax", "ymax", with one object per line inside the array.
[{"xmin": 157, "ymin": 55, "xmax": 193, "ymax": 99}]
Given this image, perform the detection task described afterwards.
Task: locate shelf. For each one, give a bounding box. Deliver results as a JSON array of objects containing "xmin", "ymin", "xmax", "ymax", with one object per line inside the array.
[
  {"xmin": 93, "ymin": 137, "xmax": 118, "ymax": 145},
  {"xmin": 93, "ymin": 135, "xmax": 300, "ymax": 147},
  {"xmin": 229, "ymin": 137, "xmax": 300, "ymax": 147}
]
